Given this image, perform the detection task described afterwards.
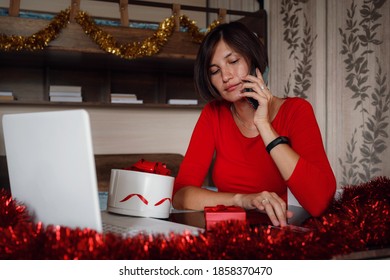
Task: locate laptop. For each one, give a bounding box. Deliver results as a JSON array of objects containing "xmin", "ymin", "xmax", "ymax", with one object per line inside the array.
[{"xmin": 2, "ymin": 109, "xmax": 202, "ymax": 237}]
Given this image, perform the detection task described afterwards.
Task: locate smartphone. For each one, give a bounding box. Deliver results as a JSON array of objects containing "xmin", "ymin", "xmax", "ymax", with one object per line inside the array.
[
  {"xmin": 245, "ymin": 66, "xmax": 269, "ymax": 110},
  {"xmin": 245, "ymin": 66, "xmax": 259, "ymax": 110}
]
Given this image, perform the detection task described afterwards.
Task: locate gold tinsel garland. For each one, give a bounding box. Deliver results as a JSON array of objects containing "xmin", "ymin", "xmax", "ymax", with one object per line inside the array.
[
  {"xmin": 0, "ymin": 9, "xmax": 70, "ymax": 51},
  {"xmin": 0, "ymin": 8, "xmax": 220, "ymax": 59},
  {"xmin": 180, "ymin": 15, "xmax": 220, "ymax": 44}
]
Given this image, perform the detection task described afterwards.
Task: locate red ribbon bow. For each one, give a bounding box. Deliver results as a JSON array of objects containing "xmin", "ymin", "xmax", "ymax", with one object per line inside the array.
[{"xmin": 124, "ymin": 159, "xmax": 171, "ymax": 176}]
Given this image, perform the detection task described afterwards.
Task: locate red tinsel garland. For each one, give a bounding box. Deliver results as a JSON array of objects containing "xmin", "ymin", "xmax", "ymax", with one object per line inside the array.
[{"xmin": 0, "ymin": 177, "xmax": 389, "ymax": 260}]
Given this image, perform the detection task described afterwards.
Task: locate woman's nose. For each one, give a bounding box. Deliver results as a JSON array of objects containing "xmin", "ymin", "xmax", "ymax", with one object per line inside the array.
[{"xmin": 221, "ymin": 68, "xmax": 233, "ymax": 82}]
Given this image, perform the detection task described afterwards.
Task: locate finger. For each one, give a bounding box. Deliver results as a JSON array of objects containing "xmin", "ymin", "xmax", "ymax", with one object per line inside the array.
[
  {"xmin": 259, "ymin": 198, "xmax": 281, "ymax": 226},
  {"xmin": 260, "ymin": 198, "xmax": 270, "ymax": 208},
  {"xmin": 270, "ymin": 192, "xmax": 287, "ymax": 215},
  {"xmin": 265, "ymin": 196, "xmax": 288, "ymax": 227},
  {"xmin": 241, "ymin": 80, "xmax": 258, "ymax": 93},
  {"xmin": 262, "ymin": 202, "xmax": 281, "ymax": 226},
  {"xmin": 243, "ymin": 71, "xmax": 265, "ymax": 89},
  {"xmin": 242, "ymin": 73, "xmax": 269, "ymax": 98},
  {"xmin": 272, "ymin": 205, "xmax": 288, "ymax": 227},
  {"xmin": 241, "ymin": 83, "xmax": 268, "ymax": 100},
  {"xmin": 245, "ymin": 69, "xmax": 259, "ymax": 80},
  {"xmin": 255, "ymin": 68, "xmax": 266, "ymax": 85},
  {"xmin": 252, "ymin": 198, "xmax": 266, "ymax": 211},
  {"xmin": 254, "ymin": 68, "xmax": 271, "ymax": 94},
  {"xmin": 243, "ymin": 74, "xmax": 266, "ymax": 92},
  {"xmin": 269, "ymin": 193, "xmax": 289, "ymax": 226}
]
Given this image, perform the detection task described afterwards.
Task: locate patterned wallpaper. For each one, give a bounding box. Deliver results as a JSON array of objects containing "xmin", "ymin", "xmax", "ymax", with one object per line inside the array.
[
  {"xmin": 337, "ymin": 0, "xmax": 389, "ymax": 185},
  {"xmin": 268, "ymin": 0, "xmax": 390, "ymax": 186},
  {"xmin": 280, "ymin": 0, "xmax": 317, "ymax": 99}
]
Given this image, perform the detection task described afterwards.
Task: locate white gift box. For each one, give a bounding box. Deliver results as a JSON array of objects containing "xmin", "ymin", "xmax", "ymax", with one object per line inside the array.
[{"xmin": 107, "ymin": 169, "xmax": 174, "ymax": 219}]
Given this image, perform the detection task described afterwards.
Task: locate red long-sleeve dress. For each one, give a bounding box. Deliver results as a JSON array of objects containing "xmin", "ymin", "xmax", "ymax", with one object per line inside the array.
[{"xmin": 174, "ymin": 97, "xmax": 336, "ymax": 216}]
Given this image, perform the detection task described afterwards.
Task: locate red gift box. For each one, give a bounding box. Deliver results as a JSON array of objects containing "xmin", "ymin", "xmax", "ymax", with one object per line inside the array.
[{"xmin": 204, "ymin": 205, "xmax": 246, "ymax": 230}]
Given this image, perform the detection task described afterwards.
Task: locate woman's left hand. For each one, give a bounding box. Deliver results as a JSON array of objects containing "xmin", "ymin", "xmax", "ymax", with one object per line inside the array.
[{"xmin": 234, "ymin": 191, "xmax": 293, "ymax": 227}]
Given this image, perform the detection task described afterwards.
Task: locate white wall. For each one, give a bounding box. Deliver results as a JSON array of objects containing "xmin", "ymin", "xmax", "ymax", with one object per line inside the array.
[{"xmin": 0, "ymin": 105, "xmax": 200, "ymax": 156}]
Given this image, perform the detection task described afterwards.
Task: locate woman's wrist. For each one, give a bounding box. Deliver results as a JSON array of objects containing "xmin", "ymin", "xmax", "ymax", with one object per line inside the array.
[
  {"xmin": 256, "ymin": 122, "xmax": 278, "ymax": 146},
  {"xmin": 232, "ymin": 193, "xmax": 244, "ymax": 208},
  {"xmin": 266, "ymin": 136, "xmax": 290, "ymax": 154}
]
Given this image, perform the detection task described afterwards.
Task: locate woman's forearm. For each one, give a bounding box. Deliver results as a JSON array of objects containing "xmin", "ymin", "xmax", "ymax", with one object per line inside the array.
[
  {"xmin": 172, "ymin": 186, "xmax": 236, "ymax": 210},
  {"xmin": 257, "ymin": 122, "xmax": 299, "ymax": 181}
]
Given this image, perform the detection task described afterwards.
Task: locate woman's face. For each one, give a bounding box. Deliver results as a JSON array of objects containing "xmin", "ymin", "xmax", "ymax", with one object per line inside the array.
[{"xmin": 209, "ymin": 40, "xmax": 250, "ymax": 102}]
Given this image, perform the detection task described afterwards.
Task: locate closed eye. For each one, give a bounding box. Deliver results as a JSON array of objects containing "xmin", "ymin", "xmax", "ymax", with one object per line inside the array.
[{"xmin": 209, "ymin": 67, "xmax": 220, "ymax": 76}]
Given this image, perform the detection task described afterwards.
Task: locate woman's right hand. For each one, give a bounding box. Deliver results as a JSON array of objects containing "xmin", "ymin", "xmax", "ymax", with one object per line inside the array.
[{"xmin": 233, "ymin": 191, "xmax": 293, "ymax": 226}]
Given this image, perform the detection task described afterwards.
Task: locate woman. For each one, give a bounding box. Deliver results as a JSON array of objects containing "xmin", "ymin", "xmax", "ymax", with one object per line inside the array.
[{"xmin": 172, "ymin": 22, "xmax": 336, "ymax": 227}]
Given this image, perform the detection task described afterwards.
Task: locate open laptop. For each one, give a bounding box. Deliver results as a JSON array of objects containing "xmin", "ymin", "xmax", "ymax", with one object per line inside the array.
[{"xmin": 2, "ymin": 109, "xmax": 202, "ymax": 237}]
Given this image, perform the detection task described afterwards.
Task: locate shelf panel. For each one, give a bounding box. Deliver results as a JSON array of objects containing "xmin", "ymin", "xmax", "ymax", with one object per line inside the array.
[
  {"xmin": 0, "ymin": 100, "xmax": 204, "ymax": 110},
  {"xmin": 0, "ymin": 16, "xmax": 199, "ymax": 60},
  {"xmin": 0, "ymin": 15, "xmax": 206, "ymax": 108}
]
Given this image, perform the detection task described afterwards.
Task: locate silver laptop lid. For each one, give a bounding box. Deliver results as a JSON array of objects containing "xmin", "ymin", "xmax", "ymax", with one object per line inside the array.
[{"xmin": 2, "ymin": 110, "xmax": 102, "ymax": 232}]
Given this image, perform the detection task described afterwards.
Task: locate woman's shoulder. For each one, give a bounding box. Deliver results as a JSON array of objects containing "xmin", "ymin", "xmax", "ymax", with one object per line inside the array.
[
  {"xmin": 282, "ymin": 97, "xmax": 314, "ymax": 113},
  {"xmin": 203, "ymin": 100, "xmax": 230, "ymax": 113},
  {"xmin": 284, "ymin": 97, "xmax": 312, "ymax": 106}
]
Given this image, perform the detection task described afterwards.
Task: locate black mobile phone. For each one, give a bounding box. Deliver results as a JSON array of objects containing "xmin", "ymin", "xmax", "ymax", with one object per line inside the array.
[
  {"xmin": 246, "ymin": 97, "xmax": 259, "ymax": 110},
  {"xmin": 245, "ymin": 66, "xmax": 269, "ymax": 110},
  {"xmin": 245, "ymin": 66, "xmax": 259, "ymax": 110}
]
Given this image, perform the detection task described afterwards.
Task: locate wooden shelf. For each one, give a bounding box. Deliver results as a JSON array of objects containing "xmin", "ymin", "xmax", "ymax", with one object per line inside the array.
[
  {"xmin": 0, "ymin": 13, "xmax": 203, "ymax": 107},
  {"xmin": 0, "ymin": 16, "xmax": 200, "ymax": 59},
  {"xmin": 0, "ymin": 100, "xmax": 203, "ymax": 109},
  {"xmin": 0, "ymin": 7, "xmax": 266, "ymax": 109},
  {"xmin": 0, "ymin": 42, "xmax": 202, "ymax": 107}
]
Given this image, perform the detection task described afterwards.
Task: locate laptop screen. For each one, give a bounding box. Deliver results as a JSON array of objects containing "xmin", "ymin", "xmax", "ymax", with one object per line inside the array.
[{"xmin": 2, "ymin": 110, "xmax": 102, "ymax": 231}]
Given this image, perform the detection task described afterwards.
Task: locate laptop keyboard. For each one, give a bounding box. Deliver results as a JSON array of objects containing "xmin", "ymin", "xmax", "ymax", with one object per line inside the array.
[{"xmin": 102, "ymin": 223, "xmax": 143, "ymax": 237}]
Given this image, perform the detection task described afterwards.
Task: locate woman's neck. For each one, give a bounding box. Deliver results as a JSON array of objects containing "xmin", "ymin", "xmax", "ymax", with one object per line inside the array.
[
  {"xmin": 231, "ymin": 101, "xmax": 258, "ymax": 137},
  {"xmin": 231, "ymin": 97, "xmax": 285, "ymax": 137}
]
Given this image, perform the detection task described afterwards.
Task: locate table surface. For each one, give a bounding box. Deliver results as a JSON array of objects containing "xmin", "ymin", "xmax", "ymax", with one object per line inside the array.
[
  {"xmin": 168, "ymin": 209, "xmax": 390, "ymax": 260},
  {"xmin": 100, "ymin": 192, "xmax": 390, "ymax": 260}
]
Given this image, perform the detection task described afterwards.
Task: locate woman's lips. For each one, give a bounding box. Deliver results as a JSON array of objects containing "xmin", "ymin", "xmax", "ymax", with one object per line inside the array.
[{"xmin": 225, "ymin": 83, "xmax": 241, "ymax": 92}]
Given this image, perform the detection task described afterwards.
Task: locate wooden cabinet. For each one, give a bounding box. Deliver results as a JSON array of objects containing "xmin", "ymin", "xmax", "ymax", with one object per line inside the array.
[
  {"xmin": 0, "ymin": 5, "xmax": 266, "ymax": 109},
  {"xmin": 0, "ymin": 50, "xmax": 202, "ymax": 108},
  {"xmin": 0, "ymin": 16, "xmax": 204, "ymax": 108}
]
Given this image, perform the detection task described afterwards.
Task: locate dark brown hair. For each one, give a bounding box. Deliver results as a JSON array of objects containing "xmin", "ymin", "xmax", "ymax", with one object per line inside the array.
[{"xmin": 194, "ymin": 21, "xmax": 268, "ymax": 101}]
